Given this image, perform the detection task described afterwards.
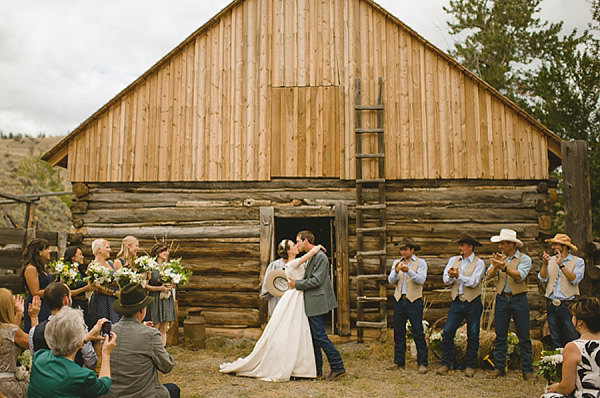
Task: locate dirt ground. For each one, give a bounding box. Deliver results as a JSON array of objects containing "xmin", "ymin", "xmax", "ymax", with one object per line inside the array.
[{"xmin": 159, "ymin": 335, "xmax": 546, "ymax": 398}]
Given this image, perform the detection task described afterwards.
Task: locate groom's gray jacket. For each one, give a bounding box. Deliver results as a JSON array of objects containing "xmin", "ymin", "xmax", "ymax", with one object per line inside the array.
[{"xmin": 295, "ymin": 250, "xmax": 337, "ymax": 317}]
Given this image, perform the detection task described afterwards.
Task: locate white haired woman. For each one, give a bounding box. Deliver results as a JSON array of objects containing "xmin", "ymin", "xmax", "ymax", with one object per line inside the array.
[
  {"xmin": 27, "ymin": 307, "xmax": 117, "ymax": 397},
  {"xmin": 89, "ymin": 239, "xmax": 121, "ymax": 326}
]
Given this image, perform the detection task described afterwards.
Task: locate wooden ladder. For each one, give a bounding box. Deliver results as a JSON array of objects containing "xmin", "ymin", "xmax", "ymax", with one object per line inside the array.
[{"xmin": 354, "ymin": 77, "xmax": 387, "ymax": 342}]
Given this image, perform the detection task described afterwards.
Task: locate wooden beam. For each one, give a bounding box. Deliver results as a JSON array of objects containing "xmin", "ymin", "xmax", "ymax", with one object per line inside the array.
[
  {"xmin": 335, "ymin": 201, "xmax": 350, "ymax": 336},
  {"xmin": 259, "ymin": 207, "xmax": 275, "ymax": 325},
  {"xmin": 562, "ymin": 140, "xmax": 600, "ymax": 287}
]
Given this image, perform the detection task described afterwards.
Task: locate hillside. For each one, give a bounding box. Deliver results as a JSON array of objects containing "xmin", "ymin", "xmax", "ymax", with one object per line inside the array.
[{"xmin": 0, "ymin": 135, "xmax": 71, "ymax": 231}]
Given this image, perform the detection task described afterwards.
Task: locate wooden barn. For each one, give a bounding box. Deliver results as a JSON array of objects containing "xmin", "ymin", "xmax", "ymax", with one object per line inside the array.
[{"xmin": 43, "ymin": 0, "xmax": 561, "ymax": 338}]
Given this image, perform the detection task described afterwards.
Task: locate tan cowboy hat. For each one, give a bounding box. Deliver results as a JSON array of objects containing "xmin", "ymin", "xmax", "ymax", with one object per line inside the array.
[
  {"xmin": 490, "ymin": 229, "xmax": 523, "ymax": 248},
  {"xmin": 113, "ymin": 283, "xmax": 154, "ymax": 315},
  {"xmin": 394, "ymin": 237, "xmax": 421, "ymax": 251},
  {"xmin": 545, "ymin": 233, "xmax": 578, "ymax": 252},
  {"xmin": 264, "ymin": 269, "xmax": 289, "ymax": 298},
  {"xmin": 455, "ymin": 232, "xmax": 483, "ymax": 247}
]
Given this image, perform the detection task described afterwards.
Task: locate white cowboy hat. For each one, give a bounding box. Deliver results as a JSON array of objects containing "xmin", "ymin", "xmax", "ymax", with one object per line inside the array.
[
  {"xmin": 264, "ymin": 269, "xmax": 288, "ymax": 298},
  {"xmin": 490, "ymin": 229, "xmax": 523, "ymax": 248}
]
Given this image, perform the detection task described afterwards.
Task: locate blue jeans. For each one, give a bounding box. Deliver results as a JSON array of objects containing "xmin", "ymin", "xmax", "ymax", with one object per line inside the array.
[
  {"xmin": 547, "ymin": 299, "xmax": 579, "ymax": 348},
  {"xmin": 492, "ymin": 294, "xmax": 533, "ymax": 373},
  {"xmin": 308, "ymin": 315, "xmax": 345, "ymax": 375},
  {"xmin": 393, "ymin": 298, "xmax": 428, "ymax": 366},
  {"xmin": 441, "ymin": 296, "xmax": 483, "ymax": 369}
]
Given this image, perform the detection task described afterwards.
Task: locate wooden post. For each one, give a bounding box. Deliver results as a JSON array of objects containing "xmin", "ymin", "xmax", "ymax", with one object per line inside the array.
[
  {"xmin": 562, "ymin": 140, "xmax": 598, "ymax": 295},
  {"xmin": 24, "ymin": 202, "xmax": 36, "ymax": 229},
  {"xmin": 259, "ymin": 207, "xmax": 275, "ymax": 325},
  {"xmin": 57, "ymin": 231, "xmax": 68, "ymax": 259},
  {"xmin": 335, "ymin": 202, "xmax": 350, "ymax": 336}
]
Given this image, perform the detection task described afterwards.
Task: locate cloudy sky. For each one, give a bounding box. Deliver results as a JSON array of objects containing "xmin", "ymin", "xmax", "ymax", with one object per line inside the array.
[{"xmin": 0, "ymin": 0, "xmax": 594, "ymax": 137}]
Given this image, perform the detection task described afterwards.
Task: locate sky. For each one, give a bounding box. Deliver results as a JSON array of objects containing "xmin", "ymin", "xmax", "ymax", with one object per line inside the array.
[{"xmin": 0, "ymin": 0, "xmax": 594, "ymax": 137}]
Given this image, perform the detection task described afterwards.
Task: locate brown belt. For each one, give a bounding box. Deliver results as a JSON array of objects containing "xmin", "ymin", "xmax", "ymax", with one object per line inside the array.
[
  {"xmin": 499, "ymin": 292, "xmax": 526, "ymax": 299},
  {"xmin": 72, "ymin": 295, "xmax": 87, "ymax": 301}
]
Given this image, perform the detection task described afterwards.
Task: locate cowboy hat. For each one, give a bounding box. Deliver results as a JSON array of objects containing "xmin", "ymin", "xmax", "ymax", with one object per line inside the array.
[
  {"xmin": 455, "ymin": 232, "xmax": 483, "ymax": 247},
  {"xmin": 545, "ymin": 233, "xmax": 578, "ymax": 252},
  {"xmin": 394, "ymin": 237, "xmax": 421, "ymax": 251},
  {"xmin": 264, "ymin": 269, "xmax": 289, "ymax": 298},
  {"xmin": 113, "ymin": 283, "xmax": 155, "ymax": 315},
  {"xmin": 490, "ymin": 229, "xmax": 523, "ymax": 248}
]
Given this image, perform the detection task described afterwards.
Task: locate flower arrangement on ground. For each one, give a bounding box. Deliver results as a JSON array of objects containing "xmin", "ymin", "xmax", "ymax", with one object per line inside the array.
[
  {"xmin": 48, "ymin": 258, "xmax": 81, "ymax": 288},
  {"xmin": 406, "ymin": 319, "xmax": 431, "ymax": 339},
  {"xmin": 84, "ymin": 261, "xmax": 113, "ymax": 285},
  {"xmin": 113, "ymin": 267, "xmax": 143, "ymax": 288},
  {"xmin": 534, "ymin": 348, "xmax": 563, "ymax": 384}
]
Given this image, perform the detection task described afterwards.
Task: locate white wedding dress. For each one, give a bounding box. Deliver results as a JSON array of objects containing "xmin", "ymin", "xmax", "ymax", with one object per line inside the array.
[{"xmin": 219, "ymin": 259, "xmax": 316, "ymax": 381}]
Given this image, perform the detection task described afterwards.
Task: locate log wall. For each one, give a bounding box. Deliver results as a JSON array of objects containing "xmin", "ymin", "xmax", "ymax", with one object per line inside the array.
[
  {"xmin": 46, "ymin": 0, "xmax": 559, "ymax": 183},
  {"xmin": 69, "ymin": 179, "xmax": 554, "ymax": 333}
]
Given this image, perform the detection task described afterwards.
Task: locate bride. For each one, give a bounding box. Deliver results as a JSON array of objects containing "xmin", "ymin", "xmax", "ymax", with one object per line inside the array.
[{"xmin": 220, "ymin": 239, "xmax": 326, "ymax": 381}]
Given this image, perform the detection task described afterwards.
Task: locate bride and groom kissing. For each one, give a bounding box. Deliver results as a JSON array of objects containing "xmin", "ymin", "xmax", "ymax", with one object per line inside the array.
[{"xmin": 220, "ymin": 230, "xmax": 346, "ymax": 382}]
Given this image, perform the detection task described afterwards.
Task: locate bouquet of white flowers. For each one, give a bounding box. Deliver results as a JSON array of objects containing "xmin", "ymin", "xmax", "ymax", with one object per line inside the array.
[
  {"xmin": 48, "ymin": 258, "xmax": 81, "ymax": 287},
  {"xmin": 159, "ymin": 258, "xmax": 191, "ymax": 298},
  {"xmin": 134, "ymin": 255, "xmax": 160, "ymax": 273},
  {"xmin": 113, "ymin": 267, "xmax": 143, "ymax": 288},
  {"xmin": 534, "ymin": 348, "xmax": 563, "ymax": 383},
  {"xmin": 406, "ymin": 319, "xmax": 430, "ymax": 339},
  {"xmin": 84, "ymin": 261, "xmax": 113, "ymax": 286}
]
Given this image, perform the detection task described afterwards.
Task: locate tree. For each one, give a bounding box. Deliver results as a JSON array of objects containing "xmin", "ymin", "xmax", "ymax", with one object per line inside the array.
[{"xmin": 444, "ymin": 0, "xmax": 600, "ymax": 235}]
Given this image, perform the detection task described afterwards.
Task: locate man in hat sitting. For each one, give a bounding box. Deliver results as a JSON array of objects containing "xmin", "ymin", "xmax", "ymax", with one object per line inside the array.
[
  {"xmin": 538, "ymin": 233, "xmax": 585, "ymax": 348},
  {"xmin": 436, "ymin": 232, "xmax": 486, "ymax": 378},
  {"xmin": 486, "ymin": 229, "xmax": 534, "ymax": 380},
  {"xmin": 105, "ymin": 283, "xmax": 180, "ymax": 398},
  {"xmin": 386, "ymin": 237, "xmax": 428, "ymax": 374}
]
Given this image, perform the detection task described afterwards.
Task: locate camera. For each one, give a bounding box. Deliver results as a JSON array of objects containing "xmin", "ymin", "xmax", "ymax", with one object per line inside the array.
[{"xmin": 101, "ymin": 320, "xmax": 111, "ymax": 336}]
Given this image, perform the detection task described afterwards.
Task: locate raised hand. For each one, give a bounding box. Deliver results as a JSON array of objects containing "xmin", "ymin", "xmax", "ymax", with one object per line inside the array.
[
  {"xmin": 13, "ymin": 295, "xmax": 24, "ymax": 314},
  {"xmin": 102, "ymin": 332, "xmax": 118, "ymax": 355},
  {"xmin": 542, "ymin": 251, "xmax": 552, "ymax": 266},
  {"xmin": 28, "ymin": 295, "xmax": 41, "ymax": 318}
]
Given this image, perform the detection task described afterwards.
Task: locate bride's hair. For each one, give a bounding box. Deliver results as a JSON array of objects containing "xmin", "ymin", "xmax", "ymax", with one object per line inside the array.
[{"xmin": 277, "ymin": 239, "xmax": 293, "ymax": 260}]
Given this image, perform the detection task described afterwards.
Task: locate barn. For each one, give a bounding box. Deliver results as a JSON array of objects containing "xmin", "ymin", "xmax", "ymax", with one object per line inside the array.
[{"xmin": 43, "ymin": 0, "xmax": 561, "ymax": 339}]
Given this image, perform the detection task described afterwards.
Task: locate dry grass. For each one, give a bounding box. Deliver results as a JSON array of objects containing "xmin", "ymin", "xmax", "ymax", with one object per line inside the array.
[{"xmin": 159, "ymin": 332, "xmax": 547, "ymax": 398}]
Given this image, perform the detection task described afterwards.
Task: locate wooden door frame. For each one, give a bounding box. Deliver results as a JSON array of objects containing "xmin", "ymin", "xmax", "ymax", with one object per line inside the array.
[{"xmin": 259, "ymin": 203, "xmax": 350, "ymax": 335}]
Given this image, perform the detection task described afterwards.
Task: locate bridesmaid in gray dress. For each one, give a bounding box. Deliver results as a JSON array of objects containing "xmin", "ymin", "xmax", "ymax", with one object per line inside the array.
[{"xmin": 146, "ymin": 242, "xmax": 176, "ymax": 346}]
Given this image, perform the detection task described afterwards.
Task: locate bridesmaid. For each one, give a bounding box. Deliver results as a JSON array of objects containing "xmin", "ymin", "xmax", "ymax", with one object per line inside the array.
[
  {"xmin": 63, "ymin": 246, "xmax": 94, "ymax": 329},
  {"xmin": 113, "ymin": 236, "xmax": 140, "ymax": 270},
  {"xmin": 88, "ymin": 239, "xmax": 121, "ymax": 326},
  {"xmin": 20, "ymin": 238, "xmax": 52, "ymax": 332},
  {"xmin": 146, "ymin": 242, "xmax": 176, "ymax": 346}
]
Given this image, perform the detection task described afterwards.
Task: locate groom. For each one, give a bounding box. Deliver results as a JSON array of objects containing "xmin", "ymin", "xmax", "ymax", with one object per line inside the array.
[{"xmin": 287, "ymin": 230, "xmax": 346, "ymax": 381}]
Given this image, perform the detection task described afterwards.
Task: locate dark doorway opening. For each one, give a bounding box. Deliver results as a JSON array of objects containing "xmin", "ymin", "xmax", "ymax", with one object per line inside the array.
[{"xmin": 275, "ymin": 216, "xmax": 337, "ymax": 334}]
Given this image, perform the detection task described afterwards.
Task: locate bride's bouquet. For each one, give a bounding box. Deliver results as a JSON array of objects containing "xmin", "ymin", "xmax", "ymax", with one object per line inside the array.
[
  {"xmin": 134, "ymin": 255, "xmax": 160, "ymax": 274},
  {"xmin": 534, "ymin": 348, "xmax": 563, "ymax": 383},
  {"xmin": 84, "ymin": 261, "xmax": 114, "ymax": 286},
  {"xmin": 113, "ymin": 267, "xmax": 143, "ymax": 288},
  {"xmin": 159, "ymin": 258, "xmax": 191, "ymax": 298},
  {"xmin": 48, "ymin": 258, "xmax": 81, "ymax": 288}
]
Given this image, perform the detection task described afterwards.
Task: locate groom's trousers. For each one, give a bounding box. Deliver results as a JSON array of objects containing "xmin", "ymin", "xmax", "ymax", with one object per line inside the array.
[{"xmin": 308, "ymin": 315, "xmax": 345, "ymax": 375}]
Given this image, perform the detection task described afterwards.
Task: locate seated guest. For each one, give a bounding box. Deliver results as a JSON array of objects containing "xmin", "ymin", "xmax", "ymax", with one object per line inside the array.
[
  {"xmin": 29, "ymin": 282, "xmax": 107, "ymax": 370},
  {"xmin": 27, "ymin": 307, "xmax": 117, "ymax": 397},
  {"xmin": 106, "ymin": 283, "xmax": 180, "ymax": 398},
  {"xmin": 542, "ymin": 296, "xmax": 600, "ymax": 397},
  {"xmin": 0, "ymin": 288, "xmax": 40, "ymax": 398}
]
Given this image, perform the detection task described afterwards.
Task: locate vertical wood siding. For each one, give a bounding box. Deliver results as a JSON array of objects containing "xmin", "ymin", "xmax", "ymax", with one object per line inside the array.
[{"xmin": 65, "ymin": 0, "xmax": 552, "ymax": 183}]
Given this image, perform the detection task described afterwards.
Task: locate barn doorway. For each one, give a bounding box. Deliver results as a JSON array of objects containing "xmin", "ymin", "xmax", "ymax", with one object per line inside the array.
[{"xmin": 275, "ymin": 216, "xmax": 338, "ymax": 334}]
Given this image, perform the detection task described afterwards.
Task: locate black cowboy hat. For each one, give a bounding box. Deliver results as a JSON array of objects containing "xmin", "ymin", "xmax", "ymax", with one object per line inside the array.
[
  {"xmin": 394, "ymin": 237, "xmax": 421, "ymax": 251},
  {"xmin": 455, "ymin": 232, "xmax": 483, "ymax": 247},
  {"xmin": 113, "ymin": 283, "xmax": 154, "ymax": 315}
]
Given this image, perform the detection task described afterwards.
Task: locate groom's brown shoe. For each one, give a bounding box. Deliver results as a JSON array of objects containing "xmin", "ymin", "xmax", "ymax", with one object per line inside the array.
[{"xmin": 325, "ymin": 370, "xmax": 346, "ymax": 381}]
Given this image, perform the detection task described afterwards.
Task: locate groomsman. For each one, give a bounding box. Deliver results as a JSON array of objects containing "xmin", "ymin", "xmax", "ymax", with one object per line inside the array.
[
  {"xmin": 386, "ymin": 237, "xmax": 428, "ymax": 374},
  {"xmin": 436, "ymin": 232, "xmax": 485, "ymax": 378},
  {"xmin": 487, "ymin": 229, "xmax": 534, "ymax": 380},
  {"xmin": 538, "ymin": 233, "xmax": 585, "ymax": 348}
]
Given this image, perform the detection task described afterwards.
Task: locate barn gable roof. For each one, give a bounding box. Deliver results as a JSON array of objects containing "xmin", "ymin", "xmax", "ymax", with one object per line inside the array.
[{"xmin": 43, "ymin": 0, "xmax": 561, "ymax": 180}]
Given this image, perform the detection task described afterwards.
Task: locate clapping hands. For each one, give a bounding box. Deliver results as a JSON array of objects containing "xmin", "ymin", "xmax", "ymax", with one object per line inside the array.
[{"xmin": 29, "ymin": 296, "xmax": 41, "ymax": 318}]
